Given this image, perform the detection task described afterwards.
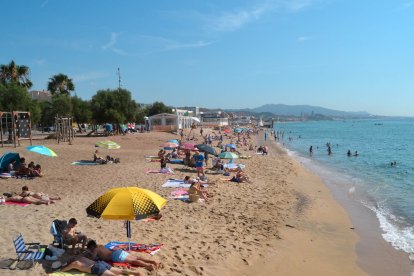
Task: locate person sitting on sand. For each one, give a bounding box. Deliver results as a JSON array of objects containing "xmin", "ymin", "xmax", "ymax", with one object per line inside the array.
[
  {"xmin": 221, "ymin": 168, "xmax": 252, "ymax": 183},
  {"xmin": 60, "ymin": 256, "xmax": 142, "ymax": 276},
  {"xmin": 15, "ymin": 157, "xmax": 32, "ymax": 176},
  {"xmin": 63, "ymin": 218, "xmax": 89, "ymax": 252},
  {"xmin": 157, "ymin": 149, "xmax": 165, "ymax": 159},
  {"xmin": 19, "ymin": 185, "xmax": 61, "ymax": 201},
  {"xmin": 3, "ymin": 194, "xmax": 54, "ymax": 205},
  {"xmin": 94, "ymin": 150, "xmax": 106, "ymax": 164},
  {"xmin": 188, "ymin": 181, "xmax": 208, "ymax": 201},
  {"xmin": 86, "ymin": 240, "xmax": 160, "ymax": 272},
  {"xmin": 32, "ymin": 164, "xmax": 43, "ymax": 177}
]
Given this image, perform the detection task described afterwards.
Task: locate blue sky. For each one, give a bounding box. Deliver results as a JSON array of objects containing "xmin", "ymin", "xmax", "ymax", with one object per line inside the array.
[{"xmin": 2, "ymin": 0, "xmax": 414, "ymax": 116}]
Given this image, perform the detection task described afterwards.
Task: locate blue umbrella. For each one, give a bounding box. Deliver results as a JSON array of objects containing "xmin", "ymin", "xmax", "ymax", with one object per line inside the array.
[
  {"xmin": 26, "ymin": 145, "xmax": 58, "ymax": 157},
  {"xmin": 225, "ymin": 143, "xmax": 237, "ymax": 149}
]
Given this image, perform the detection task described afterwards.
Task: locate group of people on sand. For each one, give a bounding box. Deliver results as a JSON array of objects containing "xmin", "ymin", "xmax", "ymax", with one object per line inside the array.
[
  {"xmin": 1, "ymin": 185, "xmax": 60, "ymax": 205},
  {"xmin": 57, "ymin": 218, "xmax": 160, "ymax": 275},
  {"xmin": 93, "ymin": 150, "xmax": 120, "ymax": 164},
  {"xmin": 8, "ymin": 157, "xmax": 43, "ymax": 177}
]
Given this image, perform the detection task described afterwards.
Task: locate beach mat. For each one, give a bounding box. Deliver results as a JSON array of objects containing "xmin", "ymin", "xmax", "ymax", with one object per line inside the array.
[
  {"xmin": 71, "ymin": 161, "xmax": 99, "ymax": 165},
  {"xmin": 50, "ymin": 271, "xmax": 91, "ymax": 275},
  {"xmin": 104, "ymin": 242, "xmax": 162, "ymax": 255},
  {"xmin": 144, "ymin": 155, "xmax": 159, "ymax": 159},
  {"xmin": 3, "ymin": 201, "xmax": 29, "ymax": 207},
  {"xmin": 145, "ymin": 168, "xmax": 174, "ymax": 174},
  {"xmin": 162, "ymin": 180, "xmax": 191, "ymax": 188}
]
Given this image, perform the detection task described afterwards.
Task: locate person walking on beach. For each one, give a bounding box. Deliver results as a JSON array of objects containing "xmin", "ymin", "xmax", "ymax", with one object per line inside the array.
[{"xmin": 264, "ymin": 131, "xmax": 267, "ymax": 141}]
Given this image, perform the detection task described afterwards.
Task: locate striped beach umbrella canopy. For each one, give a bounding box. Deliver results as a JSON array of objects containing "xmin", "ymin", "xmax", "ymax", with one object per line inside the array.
[
  {"xmin": 162, "ymin": 142, "xmax": 179, "ymax": 150},
  {"xmin": 26, "ymin": 145, "xmax": 58, "ymax": 157},
  {"xmin": 217, "ymin": 152, "xmax": 239, "ymax": 159},
  {"xmin": 86, "ymin": 187, "xmax": 167, "ymax": 250},
  {"xmin": 225, "ymin": 143, "xmax": 237, "ymax": 149},
  {"xmin": 95, "ymin": 141, "xmax": 121, "ymax": 149},
  {"xmin": 180, "ymin": 142, "xmax": 196, "ymax": 150}
]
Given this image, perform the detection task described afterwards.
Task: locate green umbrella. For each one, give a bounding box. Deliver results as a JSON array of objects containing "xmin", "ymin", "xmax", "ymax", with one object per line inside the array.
[
  {"xmin": 95, "ymin": 141, "xmax": 121, "ymax": 149},
  {"xmin": 217, "ymin": 152, "xmax": 239, "ymax": 159}
]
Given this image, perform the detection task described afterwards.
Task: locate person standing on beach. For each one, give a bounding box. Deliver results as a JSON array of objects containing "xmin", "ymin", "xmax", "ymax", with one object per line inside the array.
[
  {"xmin": 264, "ymin": 131, "xmax": 267, "ymax": 141},
  {"xmin": 194, "ymin": 151, "xmax": 205, "ymax": 177},
  {"xmin": 200, "ymin": 127, "xmax": 203, "ymax": 137}
]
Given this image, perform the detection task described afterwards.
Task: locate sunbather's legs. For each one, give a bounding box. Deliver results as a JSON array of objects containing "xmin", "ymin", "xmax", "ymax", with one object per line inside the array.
[{"xmin": 124, "ymin": 254, "xmax": 159, "ymax": 271}]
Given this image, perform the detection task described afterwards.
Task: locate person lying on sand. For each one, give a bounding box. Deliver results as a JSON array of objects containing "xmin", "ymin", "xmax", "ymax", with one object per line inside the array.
[
  {"xmin": 94, "ymin": 150, "xmax": 107, "ymax": 164},
  {"xmin": 86, "ymin": 240, "xmax": 160, "ymax": 271},
  {"xmin": 19, "ymin": 185, "xmax": 61, "ymax": 201},
  {"xmin": 2, "ymin": 194, "xmax": 54, "ymax": 205},
  {"xmin": 60, "ymin": 256, "xmax": 142, "ymax": 276},
  {"xmin": 63, "ymin": 218, "xmax": 89, "ymax": 252},
  {"xmin": 220, "ymin": 168, "xmax": 252, "ymax": 183}
]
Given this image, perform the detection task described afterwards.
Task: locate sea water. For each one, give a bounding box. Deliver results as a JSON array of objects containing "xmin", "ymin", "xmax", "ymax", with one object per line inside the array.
[{"xmin": 274, "ymin": 119, "xmax": 414, "ymax": 254}]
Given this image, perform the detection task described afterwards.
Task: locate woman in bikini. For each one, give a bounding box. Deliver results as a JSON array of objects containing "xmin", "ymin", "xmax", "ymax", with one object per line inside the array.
[{"xmin": 19, "ymin": 186, "xmax": 61, "ymax": 201}]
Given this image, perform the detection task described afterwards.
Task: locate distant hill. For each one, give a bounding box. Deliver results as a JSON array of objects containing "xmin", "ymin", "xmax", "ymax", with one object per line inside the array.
[{"xmin": 228, "ymin": 104, "xmax": 371, "ymax": 118}]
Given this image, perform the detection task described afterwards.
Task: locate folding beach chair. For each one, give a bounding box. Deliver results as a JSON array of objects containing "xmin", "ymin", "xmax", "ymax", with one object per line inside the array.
[
  {"xmin": 12, "ymin": 233, "xmax": 44, "ymax": 265},
  {"xmin": 50, "ymin": 219, "xmax": 67, "ymax": 248}
]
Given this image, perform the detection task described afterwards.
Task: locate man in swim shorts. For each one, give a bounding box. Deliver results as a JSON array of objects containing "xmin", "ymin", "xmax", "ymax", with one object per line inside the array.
[
  {"xmin": 60, "ymin": 256, "xmax": 141, "ymax": 275},
  {"xmin": 86, "ymin": 240, "xmax": 160, "ymax": 271}
]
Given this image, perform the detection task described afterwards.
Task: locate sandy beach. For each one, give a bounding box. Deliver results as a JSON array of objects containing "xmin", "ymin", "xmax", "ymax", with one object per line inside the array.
[{"xmin": 0, "ymin": 129, "xmax": 368, "ymax": 275}]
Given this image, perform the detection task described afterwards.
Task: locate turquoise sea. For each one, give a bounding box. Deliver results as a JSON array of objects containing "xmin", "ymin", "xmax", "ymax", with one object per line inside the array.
[{"xmin": 274, "ymin": 119, "xmax": 414, "ymax": 254}]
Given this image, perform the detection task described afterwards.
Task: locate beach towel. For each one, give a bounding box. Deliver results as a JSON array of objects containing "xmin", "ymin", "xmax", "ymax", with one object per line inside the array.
[
  {"xmin": 169, "ymin": 159, "xmax": 184, "ymax": 164},
  {"xmin": 15, "ymin": 175, "xmax": 34, "ymax": 180},
  {"xmin": 171, "ymin": 194, "xmax": 190, "ymax": 202},
  {"xmin": 71, "ymin": 161, "xmax": 99, "ymax": 165},
  {"xmin": 223, "ymin": 163, "xmax": 246, "ymax": 170},
  {"xmin": 171, "ymin": 189, "xmax": 189, "ymax": 196},
  {"xmin": 104, "ymin": 242, "xmax": 162, "ymax": 255},
  {"xmin": 50, "ymin": 271, "xmax": 90, "ymax": 275},
  {"xmin": 145, "ymin": 168, "xmax": 174, "ymax": 174},
  {"xmin": 144, "ymin": 155, "xmax": 159, "ymax": 159},
  {"xmin": 161, "ymin": 179, "xmax": 191, "ymax": 188},
  {"xmin": 3, "ymin": 201, "xmax": 29, "ymax": 207},
  {"xmin": 0, "ymin": 173, "xmax": 12, "ymax": 179}
]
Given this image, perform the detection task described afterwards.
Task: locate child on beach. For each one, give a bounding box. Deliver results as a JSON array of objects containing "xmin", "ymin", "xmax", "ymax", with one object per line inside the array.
[{"xmin": 86, "ymin": 240, "xmax": 160, "ymax": 271}]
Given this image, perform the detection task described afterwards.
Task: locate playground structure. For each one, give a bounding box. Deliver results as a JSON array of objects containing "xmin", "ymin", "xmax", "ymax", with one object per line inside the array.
[
  {"xmin": 55, "ymin": 116, "xmax": 75, "ymax": 144},
  {"xmin": 0, "ymin": 111, "xmax": 32, "ymax": 148}
]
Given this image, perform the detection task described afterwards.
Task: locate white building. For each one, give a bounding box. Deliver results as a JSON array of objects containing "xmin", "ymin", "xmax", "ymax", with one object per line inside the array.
[
  {"xmin": 200, "ymin": 111, "xmax": 229, "ymax": 127},
  {"xmin": 148, "ymin": 113, "xmax": 196, "ymax": 132}
]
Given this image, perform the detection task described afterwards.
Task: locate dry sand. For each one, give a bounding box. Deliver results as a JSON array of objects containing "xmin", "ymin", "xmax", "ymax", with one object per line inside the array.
[{"xmin": 0, "ymin": 129, "xmax": 366, "ymax": 275}]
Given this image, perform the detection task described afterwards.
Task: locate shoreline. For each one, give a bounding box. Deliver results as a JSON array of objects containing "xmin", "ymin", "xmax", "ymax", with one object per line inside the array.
[{"xmin": 278, "ymin": 139, "xmax": 412, "ymax": 275}]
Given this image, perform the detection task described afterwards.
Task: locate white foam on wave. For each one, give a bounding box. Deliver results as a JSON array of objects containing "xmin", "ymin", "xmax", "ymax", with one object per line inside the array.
[{"xmin": 363, "ymin": 202, "xmax": 414, "ymax": 253}]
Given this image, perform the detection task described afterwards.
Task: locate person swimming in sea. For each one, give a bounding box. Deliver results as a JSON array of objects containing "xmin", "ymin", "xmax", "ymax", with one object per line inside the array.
[{"xmin": 354, "ymin": 151, "xmax": 359, "ymax": 157}]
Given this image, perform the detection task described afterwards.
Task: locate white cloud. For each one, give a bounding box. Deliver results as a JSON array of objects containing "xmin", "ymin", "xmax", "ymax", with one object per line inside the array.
[
  {"xmin": 297, "ymin": 36, "xmax": 312, "ymax": 43},
  {"xmin": 165, "ymin": 40, "xmax": 214, "ymax": 50},
  {"xmin": 101, "ymin": 32, "xmax": 119, "ymax": 50},
  {"xmin": 34, "ymin": 59, "xmax": 46, "ymax": 65},
  {"xmin": 208, "ymin": 0, "xmax": 325, "ymax": 32}
]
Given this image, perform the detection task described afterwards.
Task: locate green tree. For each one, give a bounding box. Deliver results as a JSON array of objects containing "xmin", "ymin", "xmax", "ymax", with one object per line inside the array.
[
  {"xmin": 71, "ymin": 95, "xmax": 92, "ymax": 124},
  {"xmin": 47, "ymin": 73, "xmax": 75, "ymax": 96},
  {"xmin": 0, "ymin": 60, "xmax": 33, "ymax": 89},
  {"xmin": 147, "ymin": 101, "xmax": 172, "ymax": 116},
  {"xmin": 90, "ymin": 88, "xmax": 138, "ymax": 124},
  {"xmin": 0, "ymin": 83, "xmax": 33, "ymax": 111},
  {"xmin": 51, "ymin": 94, "xmax": 72, "ymax": 117}
]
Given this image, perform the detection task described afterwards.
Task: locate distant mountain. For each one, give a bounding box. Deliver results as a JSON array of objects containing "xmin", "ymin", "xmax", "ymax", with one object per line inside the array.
[{"xmin": 228, "ymin": 104, "xmax": 371, "ymax": 118}]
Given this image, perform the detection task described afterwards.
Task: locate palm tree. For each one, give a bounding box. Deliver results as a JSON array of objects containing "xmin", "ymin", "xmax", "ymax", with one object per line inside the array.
[
  {"xmin": 0, "ymin": 60, "xmax": 33, "ymax": 89},
  {"xmin": 47, "ymin": 73, "xmax": 75, "ymax": 95}
]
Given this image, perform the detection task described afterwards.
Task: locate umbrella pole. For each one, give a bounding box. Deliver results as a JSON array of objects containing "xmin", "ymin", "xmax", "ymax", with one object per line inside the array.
[{"xmin": 125, "ymin": 220, "xmax": 131, "ymax": 251}]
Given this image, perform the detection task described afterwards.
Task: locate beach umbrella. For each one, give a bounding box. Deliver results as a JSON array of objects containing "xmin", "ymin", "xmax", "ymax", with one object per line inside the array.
[
  {"xmin": 26, "ymin": 145, "xmax": 58, "ymax": 157},
  {"xmin": 95, "ymin": 140, "xmax": 120, "ymax": 149},
  {"xmin": 234, "ymin": 128, "xmax": 243, "ymax": 133},
  {"xmin": 217, "ymin": 152, "xmax": 239, "ymax": 159},
  {"xmin": 0, "ymin": 152, "xmax": 20, "ymax": 171},
  {"xmin": 225, "ymin": 143, "xmax": 237, "ymax": 149},
  {"xmin": 162, "ymin": 142, "xmax": 179, "ymax": 150},
  {"xmin": 195, "ymin": 144, "xmax": 217, "ymax": 156},
  {"xmin": 167, "ymin": 139, "xmax": 179, "ymax": 145},
  {"xmin": 223, "ymin": 129, "xmax": 232, "ymax": 134},
  {"xmin": 86, "ymin": 187, "xmax": 167, "ymax": 250},
  {"xmin": 180, "ymin": 142, "xmax": 196, "ymax": 150}
]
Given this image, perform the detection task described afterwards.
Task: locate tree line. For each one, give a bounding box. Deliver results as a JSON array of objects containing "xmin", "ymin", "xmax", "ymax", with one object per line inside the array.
[{"xmin": 0, "ymin": 60, "xmax": 172, "ymax": 128}]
